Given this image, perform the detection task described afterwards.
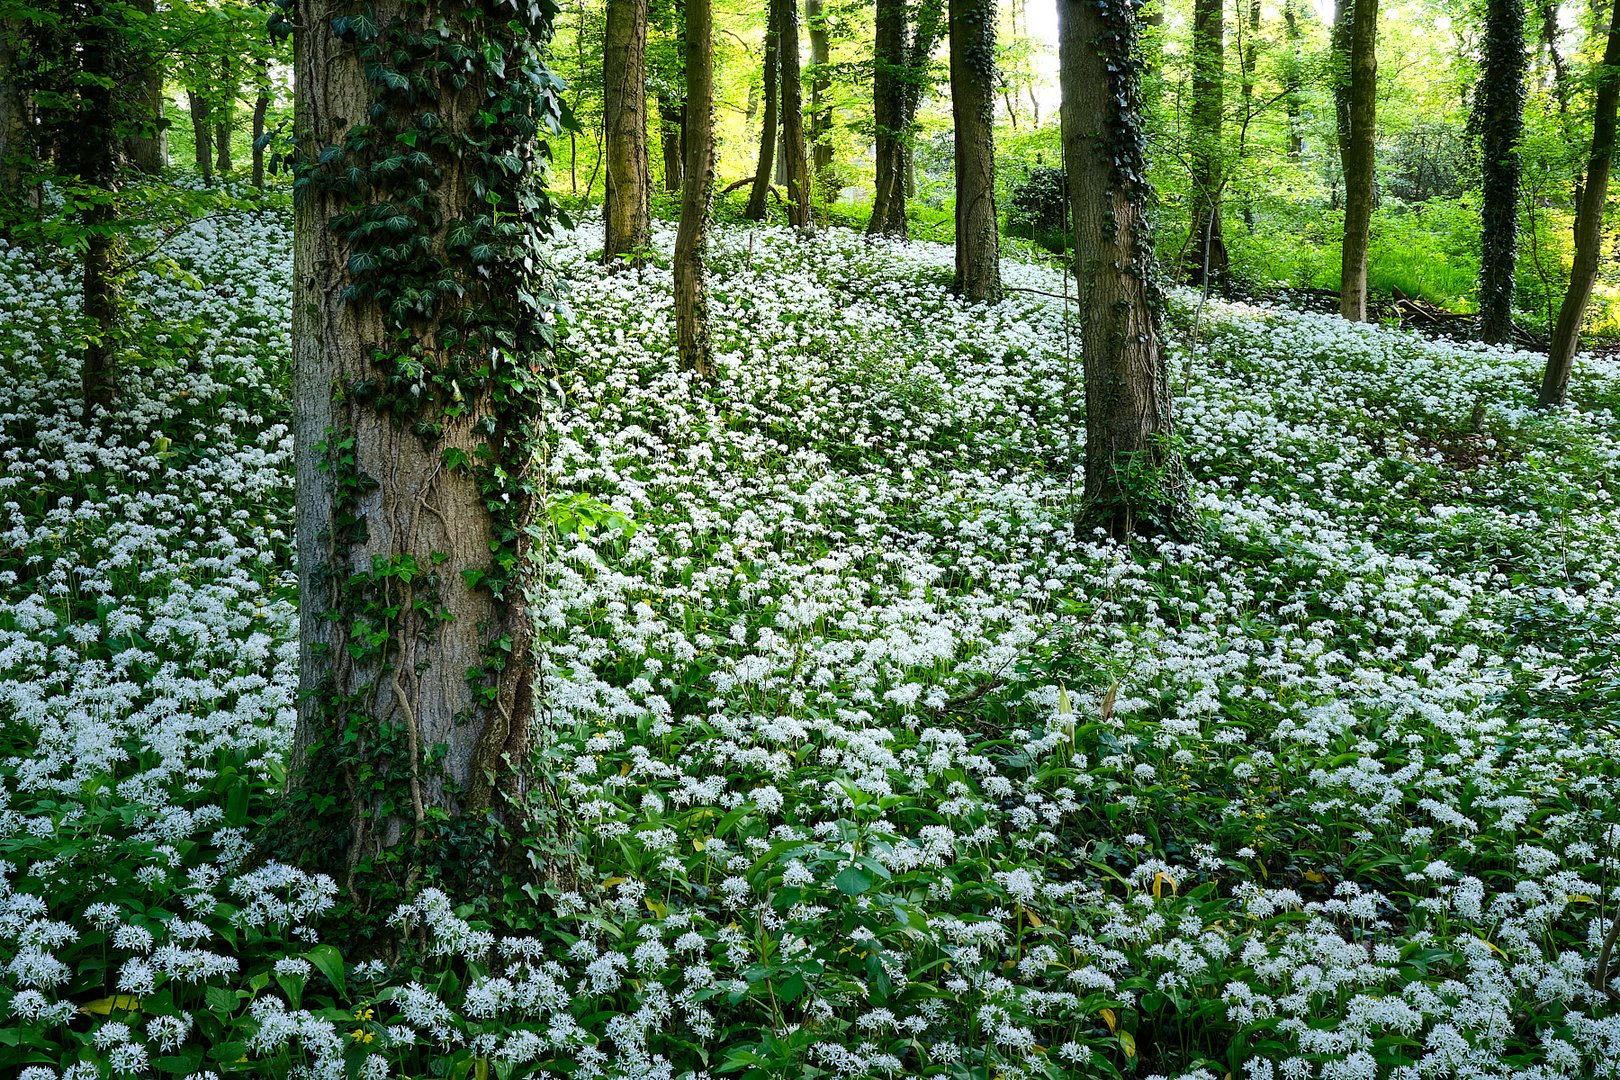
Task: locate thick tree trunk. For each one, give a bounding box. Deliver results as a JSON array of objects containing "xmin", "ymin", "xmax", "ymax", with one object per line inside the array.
[
  {"xmin": 1539, "ymin": 0, "xmax": 1620, "ymax": 405},
  {"xmin": 122, "ymin": 0, "xmax": 166, "ymax": 174},
  {"xmin": 291, "ymin": 0, "xmax": 561, "ymax": 895},
  {"xmin": 603, "ymin": 0, "xmax": 652, "ymax": 261},
  {"xmin": 1478, "ymin": 0, "xmax": 1525, "ymax": 344},
  {"xmin": 1184, "ymin": 0, "xmax": 1227, "ymax": 288},
  {"xmin": 746, "ymin": 0, "xmax": 782, "ymax": 220},
  {"xmin": 950, "ymin": 0, "xmax": 1000, "ymax": 300},
  {"xmin": 79, "ymin": 1, "xmax": 123, "ymax": 419},
  {"xmin": 188, "ymin": 90, "xmax": 213, "ymax": 185},
  {"xmin": 675, "ymin": 0, "xmax": 714, "ymax": 376},
  {"xmin": 1336, "ymin": 0, "xmax": 1378, "ymax": 322},
  {"xmin": 869, "ymin": 0, "xmax": 908, "ymax": 236},
  {"xmin": 807, "ymin": 0, "xmax": 832, "ymax": 176},
  {"xmin": 658, "ymin": 94, "xmax": 683, "ymax": 192},
  {"xmin": 0, "ymin": 13, "xmax": 25, "ymax": 200},
  {"xmin": 1058, "ymin": 0, "xmax": 1175, "ymax": 530},
  {"xmin": 779, "ymin": 0, "xmax": 811, "ymax": 226}
]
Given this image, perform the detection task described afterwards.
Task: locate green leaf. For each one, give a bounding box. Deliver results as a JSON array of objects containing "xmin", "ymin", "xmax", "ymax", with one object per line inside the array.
[
  {"xmin": 835, "ymin": 865, "xmax": 874, "ymax": 896},
  {"xmin": 305, "ymin": 944, "xmax": 346, "ymax": 998}
]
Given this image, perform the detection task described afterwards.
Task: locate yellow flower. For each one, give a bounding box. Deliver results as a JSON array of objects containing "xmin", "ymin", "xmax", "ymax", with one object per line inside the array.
[{"xmin": 349, "ymin": 1028, "xmax": 376, "ymax": 1044}]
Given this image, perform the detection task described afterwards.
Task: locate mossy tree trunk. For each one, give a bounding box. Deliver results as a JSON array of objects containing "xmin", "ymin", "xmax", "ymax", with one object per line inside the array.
[
  {"xmin": 1539, "ymin": 0, "xmax": 1620, "ymax": 405},
  {"xmin": 778, "ymin": 0, "xmax": 810, "ymax": 226},
  {"xmin": 187, "ymin": 89, "xmax": 213, "ymax": 185},
  {"xmin": 807, "ymin": 0, "xmax": 832, "ymax": 177},
  {"xmin": 1334, "ymin": 0, "xmax": 1378, "ymax": 322},
  {"xmin": 869, "ymin": 0, "xmax": 944, "ymax": 237},
  {"xmin": 1478, "ymin": 0, "xmax": 1525, "ymax": 344},
  {"xmin": 1058, "ymin": 0, "xmax": 1176, "ymax": 532},
  {"xmin": 949, "ymin": 0, "xmax": 1000, "ymax": 300},
  {"xmin": 123, "ymin": 0, "xmax": 167, "ymax": 174},
  {"xmin": 78, "ymin": 0, "xmax": 124, "ymax": 420},
  {"xmin": 675, "ymin": 0, "xmax": 713, "ymax": 376},
  {"xmin": 0, "ymin": 10, "xmax": 25, "ymax": 201},
  {"xmin": 745, "ymin": 0, "xmax": 782, "ymax": 220},
  {"xmin": 290, "ymin": 0, "xmax": 566, "ymax": 910},
  {"xmin": 1183, "ymin": 0, "xmax": 1227, "ymax": 288},
  {"xmin": 603, "ymin": 0, "xmax": 652, "ymax": 261}
]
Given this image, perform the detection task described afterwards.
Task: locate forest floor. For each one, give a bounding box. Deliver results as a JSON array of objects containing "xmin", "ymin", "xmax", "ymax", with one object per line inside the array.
[{"xmin": 1, "ymin": 198, "xmax": 1619, "ymax": 1079}]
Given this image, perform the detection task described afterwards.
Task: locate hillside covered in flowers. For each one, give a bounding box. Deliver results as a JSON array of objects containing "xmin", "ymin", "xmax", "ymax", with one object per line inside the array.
[{"xmin": 1, "ymin": 203, "xmax": 1619, "ymax": 1080}]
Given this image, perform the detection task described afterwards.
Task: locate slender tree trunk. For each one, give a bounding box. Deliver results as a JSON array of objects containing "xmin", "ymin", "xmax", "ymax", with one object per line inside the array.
[
  {"xmin": 80, "ymin": 0, "xmax": 123, "ymax": 420},
  {"xmin": 807, "ymin": 0, "xmax": 832, "ymax": 177},
  {"xmin": 950, "ymin": 0, "xmax": 1000, "ymax": 300},
  {"xmin": 1184, "ymin": 0, "xmax": 1227, "ymax": 288},
  {"xmin": 658, "ymin": 95, "xmax": 683, "ymax": 192},
  {"xmin": 869, "ymin": 0, "xmax": 909, "ymax": 235},
  {"xmin": 746, "ymin": 0, "xmax": 782, "ymax": 220},
  {"xmin": 675, "ymin": 0, "xmax": 714, "ymax": 376},
  {"xmin": 1539, "ymin": 0, "xmax": 1620, "ymax": 404},
  {"xmin": 290, "ymin": 0, "xmax": 563, "ymax": 894},
  {"xmin": 122, "ymin": 0, "xmax": 166, "ymax": 174},
  {"xmin": 603, "ymin": 0, "xmax": 652, "ymax": 261},
  {"xmin": 1336, "ymin": 0, "xmax": 1379, "ymax": 322},
  {"xmin": 0, "ymin": 12, "xmax": 25, "ymax": 200},
  {"xmin": 215, "ymin": 60, "xmax": 234, "ymax": 175},
  {"xmin": 1479, "ymin": 0, "xmax": 1526, "ymax": 344},
  {"xmin": 188, "ymin": 90, "xmax": 214, "ymax": 185},
  {"xmin": 1058, "ymin": 0, "xmax": 1175, "ymax": 529},
  {"xmin": 251, "ymin": 60, "xmax": 271, "ymax": 189},
  {"xmin": 779, "ymin": 0, "xmax": 811, "ymax": 226},
  {"xmin": 1283, "ymin": 0, "xmax": 1303, "ymax": 160}
]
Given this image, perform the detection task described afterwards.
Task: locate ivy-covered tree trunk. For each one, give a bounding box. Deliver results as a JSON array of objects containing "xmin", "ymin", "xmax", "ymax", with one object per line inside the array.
[
  {"xmin": 807, "ymin": 0, "xmax": 832, "ymax": 176},
  {"xmin": 1335, "ymin": 0, "xmax": 1378, "ymax": 322},
  {"xmin": 949, "ymin": 0, "xmax": 1000, "ymax": 300},
  {"xmin": 603, "ymin": 0, "xmax": 651, "ymax": 261},
  {"xmin": 1539, "ymin": 0, "xmax": 1620, "ymax": 405},
  {"xmin": 78, "ymin": 0, "xmax": 123, "ymax": 419},
  {"xmin": 1478, "ymin": 0, "xmax": 1525, "ymax": 344},
  {"xmin": 675, "ymin": 0, "xmax": 713, "ymax": 376},
  {"xmin": 1058, "ymin": 0, "xmax": 1176, "ymax": 531},
  {"xmin": 290, "ymin": 0, "xmax": 566, "ymax": 905},
  {"xmin": 187, "ymin": 89, "xmax": 213, "ymax": 185},
  {"xmin": 778, "ymin": 0, "xmax": 811, "ymax": 226},
  {"xmin": 1183, "ymin": 0, "xmax": 1227, "ymax": 287},
  {"xmin": 869, "ymin": 0, "xmax": 908, "ymax": 236},
  {"xmin": 745, "ymin": 0, "xmax": 782, "ymax": 221}
]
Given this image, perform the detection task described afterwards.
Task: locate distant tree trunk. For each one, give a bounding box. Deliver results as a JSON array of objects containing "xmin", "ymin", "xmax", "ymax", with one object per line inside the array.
[
  {"xmin": 746, "ymin": 0, "xmax": 782, "ymax": 220},
  {"xmin": 658, "ymin": 94, "xmax": 683, "ymax": 192},
  {"xmin": 251, "ymin": 59, "xmax": 270, "ymax": 189},
  {"xmin": 0, "ymin": 13, "xmax": 25, "ymax": 200},
  {"xmin": 123, "ymin": 0, "xmax": 166, "ymax": 174},
  {"xmin": 950, "ymin": 0, "xmax": 1000, "ymax": 300},
  {"xmin": 675, "ymin": 0, "xmax": 714, "ymax": 376},
  {"xmin": 290, "ymin": 0, "xmax": 564, "ymax": 894},
  {"xmin": 1478, "ymin": 0, "xmax": 1525, "ymax": 344},
  {"xmin": 1335, "ymin": 0, "xmax": 1378, "ymax": 322},
  {"xmin": 79, "ymin": 1, "xmax": 123, "ymax": 419},
  {"xmin": 215, "ymin": 60, "xmax": 234, "ymax": 175},
  {"xmin": 1184, "ymin": 0, "xmax": 1227, "ymax": 288},
  {"xmin": 1058, "ymin": 0, "xmax": 1175, "ymax": 529},
  {"xmin": 1539, "ymin": 0, "xmax": 1620, "ymax": 405},
  {"xmin": 603, "ymin": 0, "xmax": 652, "ymax": 261},
  {"xmin": 870, "ymin": 0, "xmax": 908, "ymax": 235},
  {"xmin": 1283, "ymin": 0, "xmax": 1303, "ymax": 160},
  {"xmin": 188, "ymin": 90, "xmax": 214, "ymax": 185},
  {"xmin": 807, "ymin": 0, "xmax": 833, "ymax": 177},
  {"xmin": 779, "ymin": 0, "xmax": 811, "ymax": 226}
]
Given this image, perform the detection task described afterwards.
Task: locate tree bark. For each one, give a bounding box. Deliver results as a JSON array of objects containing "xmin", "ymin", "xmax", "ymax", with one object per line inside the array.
[
  {"xmin": 1058, "ymin": 0, "xmax": 1175, "ymax": 530},
  {"xmin": 215, "ymin": 59, "xmax": 234, "ymax": 176},
  {"xmin": 251, "ymin": 58, "xmax": 270, "ymax": 189},
  {"xmin": 187, "ymin": 89, "xmax": 213, "ymax": 185},
  {"xmin": 1539, "ymin": 0, "xmax": 1620, "ymax": 405},
  {"xmin": 79, "ymin": 0, "xmax": 123, "ymax": 419},
  {"xmin": 658, "ymin": 94, "xmax": 683, "ymax": 192},
  {"xmin": 779, "ymin": 0, "xmax": 811, "ymax": 226},
  {"xmin": 0, "ymin": 11, "xmax": 25, "ymax": 200},
  {"xmin": 122, "ymin": 0, "xmax": 166, "ymax": 174},
  {"xmin": 1336, "ymin": 0, "xmax": 1378, "ymax": 322},
  {"xmin": 807, "ymin": 0, "xmax": 832, "ymax": 176},
  {"xmin": 675, "ymin": 0, "xmax": 714, "ymax": 376},
  {"xmin": 290, "ymin": 0, "xmax": 562, "ymax": 894},
  {"xmin": 603, "ymin": 0, "xmax": 652, "ymax": 261},
  {"xmin": 1184, "ymin": 0, "xmax": 1227, "ymax": 287},
  {"xmin": 746, "ymin": 0, "xmax": 782, "ymax": 220},
  {"xmin": 1283, "ymin": 0, "xmax": 1303, "ymax": 160},
  {"xmin": 949, "ymin": 0, "xmax": 1000, "ymax": 300},
  {"xmin": 869, "ymin": 0, "xmax": 908, "ymax": 235},
  {"xmin": 1478, "ymin": 0, "xmax": 1525, "ymax": 344}
]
